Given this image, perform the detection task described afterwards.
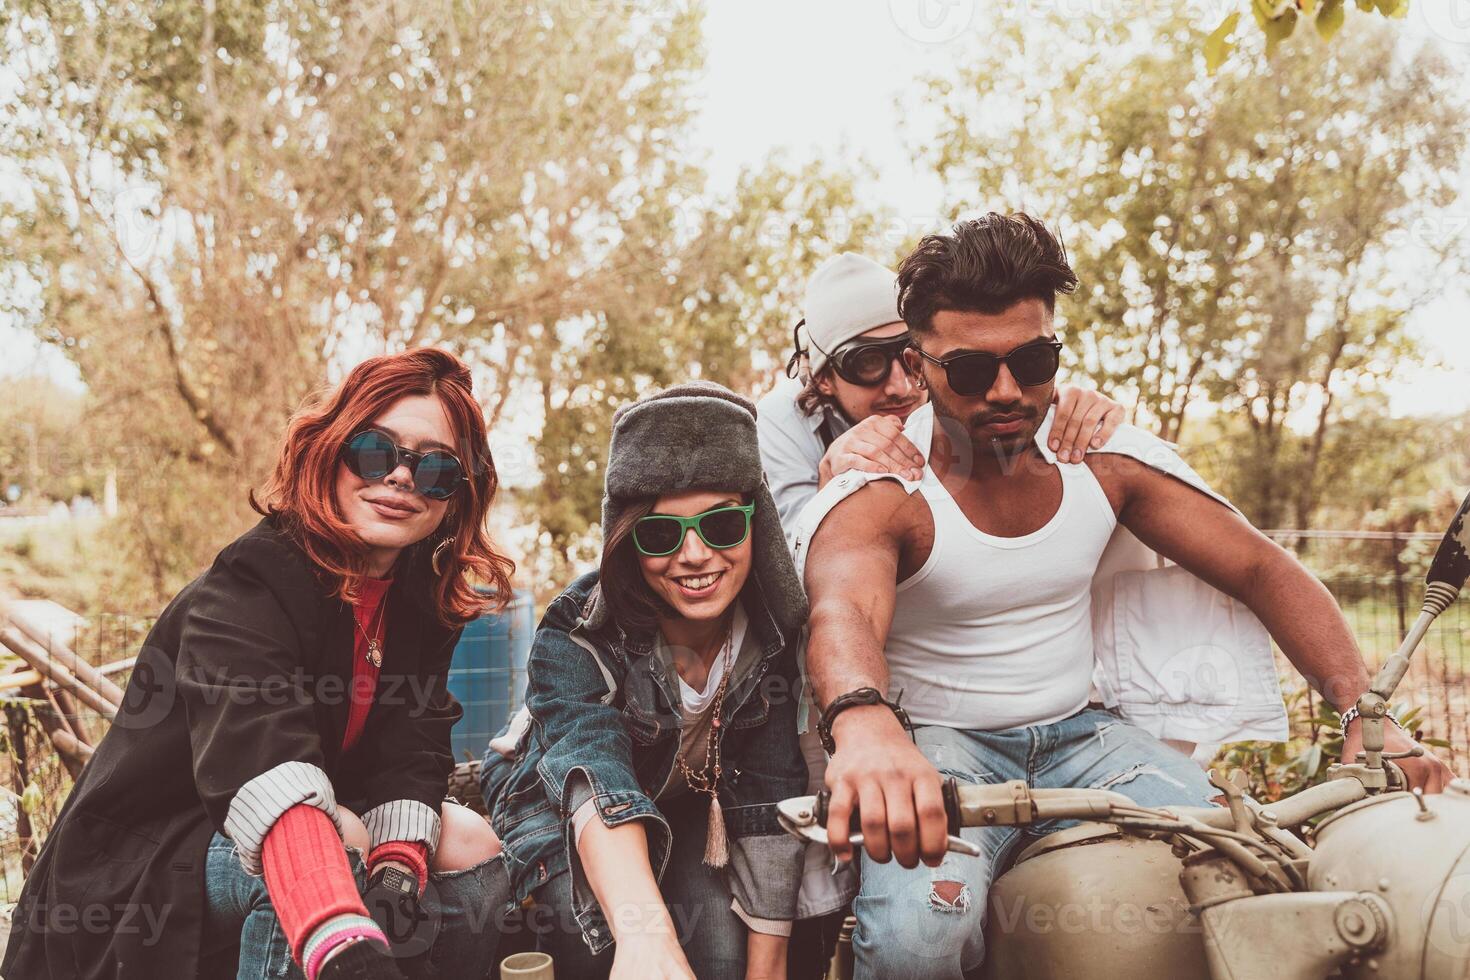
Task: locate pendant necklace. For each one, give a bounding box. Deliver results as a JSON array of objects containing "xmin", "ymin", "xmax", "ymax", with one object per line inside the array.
[{"xmin": 352, "ymin": 594, "xmax": 387, "ymax": 667}]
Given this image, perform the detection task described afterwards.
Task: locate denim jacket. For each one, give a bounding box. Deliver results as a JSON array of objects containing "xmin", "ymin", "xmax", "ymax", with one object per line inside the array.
[{"xmin": 482, "ymin": 570, "xmax": 807, "ymax": 955}]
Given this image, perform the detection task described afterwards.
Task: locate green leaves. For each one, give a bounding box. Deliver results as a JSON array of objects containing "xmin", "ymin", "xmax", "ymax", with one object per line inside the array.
[
  {"xmin": 1252, "ymin": 0, "xmax": 1301, "ymax": 54},
  {"xmin": 1206, "ymin": 12, "xmax": 1242, "ymax": 74},
  {"xmin": 1316, "ymin": 0, "xmax": 1347, "ymax": 39},
  {"xmin": 1209, "ymin": 0, "xmax": 1412, "ymax": 68}
]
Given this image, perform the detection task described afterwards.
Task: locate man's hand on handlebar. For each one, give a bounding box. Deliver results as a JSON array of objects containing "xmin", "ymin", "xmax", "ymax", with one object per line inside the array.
[
  {"xmin": 1342, "ymin": 717, "xmax": 1455, "ymax": 794},
  {"xmin": 823, "ymin": 704, "xmax": 950, "ymax": 868}
]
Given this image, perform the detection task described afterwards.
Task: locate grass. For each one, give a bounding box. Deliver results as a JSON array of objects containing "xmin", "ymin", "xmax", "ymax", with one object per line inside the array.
[
  {"xmin": 1336, "ymin": 595, "xmax": 1469, "ymax": 674},
  {"xmin": 0, "ymin": 516, "xmax": 115, "ymax": 618}
]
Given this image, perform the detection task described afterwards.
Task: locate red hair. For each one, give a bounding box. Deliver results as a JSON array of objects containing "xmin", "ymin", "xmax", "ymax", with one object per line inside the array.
[{"xmin": 250, "ymin": 347, "xmax": 516, "ymax": 626}]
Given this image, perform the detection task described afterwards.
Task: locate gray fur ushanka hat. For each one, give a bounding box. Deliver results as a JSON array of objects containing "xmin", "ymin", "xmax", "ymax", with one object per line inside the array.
[{"xmin": 584, "ymin": 380, "xmax": 808, "ymax": 642}]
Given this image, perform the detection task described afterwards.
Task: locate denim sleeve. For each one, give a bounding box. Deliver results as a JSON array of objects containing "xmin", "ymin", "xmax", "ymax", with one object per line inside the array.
[
  {"xmin": 524, "ymin": 590, "xmax": 672, "ymax": 887},
  {"xmin": 726, "ymin": 826, "xmax": 805, "ymax": 923},
  {"xmin": 721, "ymin": 650, "xmax": 807, "ymax": 921}
]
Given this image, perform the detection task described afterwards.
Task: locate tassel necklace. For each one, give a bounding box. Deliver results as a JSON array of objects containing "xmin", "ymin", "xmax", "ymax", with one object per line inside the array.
[{"xmin": 675, "ymin": 625, "xmax": 736, "ymax": 868}]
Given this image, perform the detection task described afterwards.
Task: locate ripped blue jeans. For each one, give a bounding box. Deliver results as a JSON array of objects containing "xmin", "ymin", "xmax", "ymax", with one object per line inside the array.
[{"xmin": 852, "ymin": 707, "xmax": 1218, "ymax": 980}]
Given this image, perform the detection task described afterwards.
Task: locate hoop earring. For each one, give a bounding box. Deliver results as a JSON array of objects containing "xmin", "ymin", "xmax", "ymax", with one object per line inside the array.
[{"xmin": 431, "ymin": 535, "xmax": 456, "ymax": 577}]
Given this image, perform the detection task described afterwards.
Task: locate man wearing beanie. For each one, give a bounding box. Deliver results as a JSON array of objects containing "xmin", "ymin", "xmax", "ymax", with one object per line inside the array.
[{"xmin": 756, "ymin": 251, "xmax": 1124, "ymax": 534}]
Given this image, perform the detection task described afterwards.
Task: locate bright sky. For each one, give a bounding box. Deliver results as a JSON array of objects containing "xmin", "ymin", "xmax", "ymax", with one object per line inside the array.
[
  {"xmin": 5, "ymin": 0, "xmax": 1469, "ymax": 418},
  {"xmin": 691, "ymin": 0, "xmax": 1470, "ymax": 419}
]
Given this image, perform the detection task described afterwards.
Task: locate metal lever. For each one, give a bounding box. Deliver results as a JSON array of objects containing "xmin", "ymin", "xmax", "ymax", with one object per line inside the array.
[{"xmin": 777, "ymin": 777, "xmax": 983, "ymax": 857}]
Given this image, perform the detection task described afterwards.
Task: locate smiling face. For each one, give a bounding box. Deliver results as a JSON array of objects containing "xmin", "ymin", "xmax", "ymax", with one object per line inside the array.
[
  {"xmin": 635, "ymin": 488, "xmax": 753, "ymax": 625},
  {"xmin": 816, "ymin": 321, "xmax": 927, "ymax": 424},
  {"xmin": 334, "ymin": 393, "xmax": 458, "ymax": 576},
  {"xmin": 905, "ymin": 299, "xmax": 1057, "ymax": 457}
]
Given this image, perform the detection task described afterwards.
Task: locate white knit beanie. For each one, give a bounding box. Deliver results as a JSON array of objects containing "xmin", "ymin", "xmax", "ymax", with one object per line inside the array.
[{"xmin": 800, "ymin": 253, "xmax": 903, "ymax": 376}]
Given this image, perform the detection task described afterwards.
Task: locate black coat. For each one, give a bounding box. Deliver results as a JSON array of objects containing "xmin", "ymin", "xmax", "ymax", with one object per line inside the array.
[{"xmin": 1, "ymin": 516, "xmax": 464, "ymax": 980}]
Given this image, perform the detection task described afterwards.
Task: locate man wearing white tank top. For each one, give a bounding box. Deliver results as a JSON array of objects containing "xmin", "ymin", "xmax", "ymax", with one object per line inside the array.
[{"xmin": 801, "ymin": 213, "xmax": 1454, "ymax": 980}]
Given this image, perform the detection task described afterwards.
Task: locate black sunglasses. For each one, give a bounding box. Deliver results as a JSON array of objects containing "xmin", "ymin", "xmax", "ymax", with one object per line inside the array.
[
  {"xmin": 910, "ymin": 339, "xmax": 1063, "ymax": 397},
  {"xmin": 784, "ymin": 319, "xmax": 912, "ymax": 387},
  {"xmin": 911, "ymin": 339, "xmax": 1064, "ymax": 396},
  {"xmin": 341, "ymin": 429, "xmax": 466, "ymax": 500}
]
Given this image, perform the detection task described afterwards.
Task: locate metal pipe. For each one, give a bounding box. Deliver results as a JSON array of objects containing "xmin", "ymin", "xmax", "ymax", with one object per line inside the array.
[
  {"xmin": 0, "ymin": 627, "xmax": 119, "ymax": 721},
  {"xmin": 1258, "ymin": 777, "xmax": 1368, "ymax": 828},
  {"xmin": 1372, "ymin": 609, "xmax": 1438, "ymax": 700},
  {"xmin": 0, "ymin": 599, "xmax": 125, "ymax": 707},
  {"xmin": 0, "ymin": 669, "xmax": 44, "ymax": 690}
]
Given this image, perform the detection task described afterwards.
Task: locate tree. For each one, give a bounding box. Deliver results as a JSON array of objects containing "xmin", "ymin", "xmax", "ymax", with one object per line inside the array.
[
  {"xmin": 0, "ymin": 0, "xmax": 710, "ymax": 603},
  {"xmin": 0, "ymin": 378, "xmax": 95, "ymax": 505},
  {"xmin": 908, "ymin": 13, "xmax": 1468, "ymax": 529},
  {"xmin": 523, "ymin": 158, "xmax": 890, "ymax": 583}
]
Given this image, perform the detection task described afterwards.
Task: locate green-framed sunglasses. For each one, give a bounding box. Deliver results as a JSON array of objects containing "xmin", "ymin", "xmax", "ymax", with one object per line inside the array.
[{"xmin": 633, "ymin": 503, "xmax": 756, "ymax": 557}]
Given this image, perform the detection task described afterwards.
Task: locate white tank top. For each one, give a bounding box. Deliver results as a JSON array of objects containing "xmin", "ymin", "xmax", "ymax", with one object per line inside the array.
[{"xmin": 885, "ymin": 453, "xmax": 1119, "ymax": 730}]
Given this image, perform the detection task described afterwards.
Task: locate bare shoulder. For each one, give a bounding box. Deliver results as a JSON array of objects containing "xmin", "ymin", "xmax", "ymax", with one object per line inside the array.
[
  {"xmin": 810, "ymin": 479, "xmax": 923, "ymax": 550},
  {"xmin": 808, "ymin": 478, "xmax": 932, "ymax": 586},
  {"xmin": 1082, "ymin": 452, "xmax": 1149, "ymax": 514}
]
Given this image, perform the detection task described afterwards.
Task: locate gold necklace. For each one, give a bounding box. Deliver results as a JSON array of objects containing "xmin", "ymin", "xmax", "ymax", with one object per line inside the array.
[
  {"xmin": 675, "ymin": 626, "xmax": 735, "ymax": 796},
  {"xmin": 351, "ymin": 594, "xmax": 387, "ymax": 667}
]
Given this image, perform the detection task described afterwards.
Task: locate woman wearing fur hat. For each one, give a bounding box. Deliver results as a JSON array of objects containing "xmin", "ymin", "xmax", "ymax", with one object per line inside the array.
[{"xmin": 483, "ymin": 382, "xmax": 809, "ymax": 979}]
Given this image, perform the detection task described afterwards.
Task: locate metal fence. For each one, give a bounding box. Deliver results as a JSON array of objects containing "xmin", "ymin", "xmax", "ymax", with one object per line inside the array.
[
  {"xmin": 1263, "ymin": 530, "xmax": 1468, "ymax": 768},
  {"xmin": 0, "ymin": 613, "xmax": 139, "ymax": 904},
  {"xmin": 0, "ymin": 530, "xmax": 1466, "ymax": 903}
]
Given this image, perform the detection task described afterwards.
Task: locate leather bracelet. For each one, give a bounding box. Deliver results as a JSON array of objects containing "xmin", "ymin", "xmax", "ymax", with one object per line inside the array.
[{"xmin": 817, "ymin": 687, "xmax": 914, "ymax": 755}]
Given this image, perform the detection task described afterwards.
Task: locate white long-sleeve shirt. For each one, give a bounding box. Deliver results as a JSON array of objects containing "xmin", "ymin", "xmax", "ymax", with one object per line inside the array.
[{"xmin": 754, "ymin": 378, "xmax": 850, "ymax": 539}]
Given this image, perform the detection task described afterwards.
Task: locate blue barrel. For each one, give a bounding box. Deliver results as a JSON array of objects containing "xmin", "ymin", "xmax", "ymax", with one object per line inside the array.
[{"xmin": 446, "ymin": 589, "xmax": 535, "ymax": 763}]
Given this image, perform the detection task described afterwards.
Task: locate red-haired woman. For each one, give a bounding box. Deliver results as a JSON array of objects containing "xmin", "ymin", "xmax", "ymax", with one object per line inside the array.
[{"xmin": 3, "ymin": 349, "xmax": 514, "ymax": 980}]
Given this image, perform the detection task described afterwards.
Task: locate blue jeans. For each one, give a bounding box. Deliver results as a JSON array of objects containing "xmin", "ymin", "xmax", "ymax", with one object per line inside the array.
[
  {"xmin": 529, "ymin": 792, "xmax": 747, "ymax": 979},
  {"xmin": 201, "ymin": 831, "xmax": 511, "ymax": 979},
  {"xmin": 852, "ymin": 708, "xmax": 1218, "ymax": 980}
]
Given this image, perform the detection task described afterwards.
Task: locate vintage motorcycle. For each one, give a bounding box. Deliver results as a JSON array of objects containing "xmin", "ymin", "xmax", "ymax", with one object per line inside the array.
[{"xmin": 778, "ymin": 492, "xmax": 1470, "ymax": 980}]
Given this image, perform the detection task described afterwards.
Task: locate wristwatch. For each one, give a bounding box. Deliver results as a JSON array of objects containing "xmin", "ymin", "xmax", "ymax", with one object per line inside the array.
[
  {"xmin": 369, "ymin": 865, "xmax": 416, "ymax": 897},
  {"xmin": 365, "ymin": 865, "xmax": 438, "ymax": 955},
  {"xmin": 817, "ymin": 687, "xmax": 914, "ymax": 754}
]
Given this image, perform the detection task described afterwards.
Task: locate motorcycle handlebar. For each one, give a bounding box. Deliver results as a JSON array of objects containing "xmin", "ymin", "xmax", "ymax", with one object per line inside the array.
[{"xmin": 809, "ymin": 775, "xmax": 1371, "ymax": 836}]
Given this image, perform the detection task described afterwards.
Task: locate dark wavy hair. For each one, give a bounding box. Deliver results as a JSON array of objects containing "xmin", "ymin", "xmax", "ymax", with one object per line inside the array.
[
  {"xmin": 896, "ymin": 212, "xmax": 1078, "ymax": 333},
  {"xmin": 250, "ymin": 347, "xmax": 516, "ymax": 627},
  {"xmin": 598, "ymin": 497, "xmax": 666, "ymax": 636}
]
